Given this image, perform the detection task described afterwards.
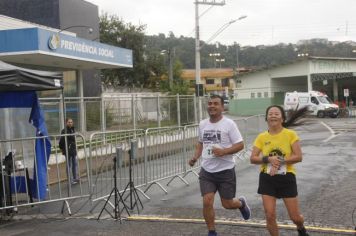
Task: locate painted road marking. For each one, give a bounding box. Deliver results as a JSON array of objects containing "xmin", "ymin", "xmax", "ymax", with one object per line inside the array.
[{"xmin": 128, "ymin": 215, "xmax": 356, "ymax": 234}]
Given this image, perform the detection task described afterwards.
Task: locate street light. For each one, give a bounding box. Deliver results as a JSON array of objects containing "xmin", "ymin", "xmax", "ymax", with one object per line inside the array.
[
  {"xmin": 205, "ymin": 16, "xmax": 247, "ymax": 45},
  {"xmin": 216, "ymin": 58, "xmax": 225, "ymax": 68},
  {"xmin": 195, "ymin": 0, "xmax": 247, "ymax": 121},
  {"xmin": 161, "ymin": 49, "xmax": 174, "ymax": 89},
  {"xmin": 58, "ymin": 25, "xmax": 93, "ymax": 34},
  {"xmin": 48, "ymin": 25, "xmax": 93, "ymax": 51},
  {"xmin": 209, "ymin": 53, "xmax": 220, "ymax": 67},
  {"xmin": 52, "ymin": 25, "xmax": 93, "ymax": 133},
  {"xmin": 297, "ymin": 53, "xmax": 309, "ymax": 57}
]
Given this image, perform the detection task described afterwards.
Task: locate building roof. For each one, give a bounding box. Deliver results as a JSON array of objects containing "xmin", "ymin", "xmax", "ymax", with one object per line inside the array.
[
  {"xmin": 237, "ymin": 56, "xmax": 356, "ymax": 77},
  {"xmin": 181, "ymin": 68, "xmax": 250, "ymax": 79},
  {"xmin": 0, "ymin": 15, "xmax": 132, "ymax": 70}
]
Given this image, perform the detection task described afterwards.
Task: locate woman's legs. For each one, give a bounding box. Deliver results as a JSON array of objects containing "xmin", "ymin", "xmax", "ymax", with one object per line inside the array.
[
  {"xmin": 262, "ymin": 194, "xmax": 279, "ymax": 236},
  {"xmin": 283, "ymin": 197, "xmax": 305, "ymax": 229}
]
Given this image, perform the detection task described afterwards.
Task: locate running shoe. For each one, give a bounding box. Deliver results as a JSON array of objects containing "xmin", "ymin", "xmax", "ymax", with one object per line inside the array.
[{"xmin": 238, "ymin": 196, "xmax": 251, "ymax": 220}]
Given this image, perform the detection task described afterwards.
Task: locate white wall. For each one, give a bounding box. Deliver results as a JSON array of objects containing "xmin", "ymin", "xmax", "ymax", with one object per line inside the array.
[
  {"xmin": 235, "ymin": 71, "xmax": 271, "ymax": 99},
  {"xmin": 235, "ymin": 60, "xmax": 310, "ymax": 99}
]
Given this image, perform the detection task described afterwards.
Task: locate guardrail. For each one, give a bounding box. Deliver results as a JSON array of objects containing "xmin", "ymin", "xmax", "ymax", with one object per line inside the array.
[
  {"xmin": 1, "ymin": 115, "xmax": 265, "ymax": 216},
  {"xmin": 0, "ymin": 133, "xmax": 90, "ymax": 215}
]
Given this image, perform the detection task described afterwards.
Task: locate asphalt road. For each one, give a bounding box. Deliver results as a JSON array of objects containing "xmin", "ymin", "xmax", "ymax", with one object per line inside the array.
[{"xmin": 1, "ymin": 117, "xmax": 356, "ymax": 235}]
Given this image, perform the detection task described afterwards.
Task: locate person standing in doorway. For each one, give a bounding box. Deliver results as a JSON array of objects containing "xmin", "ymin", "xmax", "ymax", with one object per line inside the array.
[
  {"xmin": 59, "ymin": 118, "xmax": 78, "ymax": 184},
  {"xmin": 189, "ymin": 94, "xmax": 251, "ymax": 236},
  {"xmin": 250, "ymin": 105, "xmax": 309, "ymax": 236}
]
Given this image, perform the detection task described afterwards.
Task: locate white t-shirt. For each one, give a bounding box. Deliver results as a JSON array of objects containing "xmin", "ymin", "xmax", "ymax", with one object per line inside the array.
[{"xmin": 198, "ymin": 116, "xmax": 243, "ymax": 173}]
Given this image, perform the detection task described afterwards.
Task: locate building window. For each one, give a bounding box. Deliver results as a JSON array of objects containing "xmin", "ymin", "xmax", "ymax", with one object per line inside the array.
[
  {"xmin": 251, "ymin": 93, "xmax": 255, "ymax": 98},
  {"xmin": 221, "ymin": 78, "xmax": 230, "ymax": 87},
  {"xmin": 257, "ymin": 92, "xmax": 262, "ymax": 98},
  {"xmin": 206, "ymin": 79, "xmax": 214, "ymax": 85},
  {"xmin": 189, "ymin": 80, "xmax": 195, "ymax": 87},
  {"xmin": 264, "ymin": 92, "xmax": 268, "ymax": 98}
]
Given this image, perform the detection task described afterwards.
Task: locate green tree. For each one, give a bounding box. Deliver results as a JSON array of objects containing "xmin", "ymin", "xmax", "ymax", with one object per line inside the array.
[{"xmin": 99, "ymin": 13, "xmax": 147, "ymax": 88}]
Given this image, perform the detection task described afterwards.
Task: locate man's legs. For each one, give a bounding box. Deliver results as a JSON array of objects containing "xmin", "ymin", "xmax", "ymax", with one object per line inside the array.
[
  {"xmin": 65, "ymin": 155, "xmax": 72, "ymax": 182},
  {"xmin": 262, "ymin": 194, "xmax": 279, "ymax": 236},
  {"xmin": 70, "ymin": 155, "xmax": 78, "ymax": 181},
  {"xmin": 220, "ymin": 198, "xmax": 243, "ymax": 209},
  {"xmin": 203, "ymin": 192, "xmax": 216, "ymax": 231}
]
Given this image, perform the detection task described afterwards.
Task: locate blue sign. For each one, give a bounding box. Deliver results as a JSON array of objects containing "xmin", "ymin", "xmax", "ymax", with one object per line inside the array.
[{"xmin": 0, "ymin": 28, "xmax": 133, "ymax": 68}]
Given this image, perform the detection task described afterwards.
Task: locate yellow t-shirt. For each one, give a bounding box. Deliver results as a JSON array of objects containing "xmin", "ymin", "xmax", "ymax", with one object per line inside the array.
[{"xmin": 253, "ymin": 128, "xmax": 299, "ymax": 175}]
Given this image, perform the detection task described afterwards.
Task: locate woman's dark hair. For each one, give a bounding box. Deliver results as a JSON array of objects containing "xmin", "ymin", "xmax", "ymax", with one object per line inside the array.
[{"xmin": 265, "ymin": 105, "xmax": 308, "ymax": 128}]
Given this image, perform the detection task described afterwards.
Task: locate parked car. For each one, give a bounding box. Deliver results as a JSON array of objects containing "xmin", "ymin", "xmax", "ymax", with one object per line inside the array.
[{"xmin": 223, "ymin": 99, "xmax": 229, "ymax": 111}]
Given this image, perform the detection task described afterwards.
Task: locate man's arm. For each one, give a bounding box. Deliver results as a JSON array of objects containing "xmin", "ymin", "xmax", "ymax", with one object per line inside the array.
[
  {"xmin": 189, "ymin": 142, "xmax": 203, "ymax": 167},
  {"xmin": 212, "ymin": 141, "xmax": 244, "ymax": 157}
]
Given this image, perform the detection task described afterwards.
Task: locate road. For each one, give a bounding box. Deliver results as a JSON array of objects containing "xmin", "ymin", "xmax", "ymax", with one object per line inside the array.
[{"xmin": 1, "ymin": 117, "xmax": 356, "ymax": 235}]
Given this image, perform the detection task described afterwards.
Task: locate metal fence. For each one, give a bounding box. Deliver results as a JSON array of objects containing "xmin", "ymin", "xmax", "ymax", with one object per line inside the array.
[
  {"xmin": 0, "ymin": 133, "xmax": 90, "ymax": 215},
  {"xmin": 1, "ymin": 115, "xmax": 265, "ymax": 216},
  {"xmin": 39, "ymin": 94, "xmax": 207, "ymax": 136},
  {"xmin": 88, "ymin": 116, "xmax": 265, "ymax": 210}
]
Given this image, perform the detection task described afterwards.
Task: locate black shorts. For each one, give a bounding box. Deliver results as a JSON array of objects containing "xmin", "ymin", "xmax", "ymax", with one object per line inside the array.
[
  {"xmin": 257, "ymin": 172, "xmax": 298, "ymax": 199},
  {"xmin": 199, "ymin": 167, "xmax": 236, "ymax": 199}
]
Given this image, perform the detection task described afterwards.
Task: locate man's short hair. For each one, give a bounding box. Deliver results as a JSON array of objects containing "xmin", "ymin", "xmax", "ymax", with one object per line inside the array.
[{"xmin": 210, "ymin": 94, "xmax": 224, "ymax": 105}]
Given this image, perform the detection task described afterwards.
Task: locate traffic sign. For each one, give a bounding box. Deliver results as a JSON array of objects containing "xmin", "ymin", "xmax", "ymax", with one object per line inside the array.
[{"xmin": 344, "ymin": 88, "xmax": 349, "ymax": 97}]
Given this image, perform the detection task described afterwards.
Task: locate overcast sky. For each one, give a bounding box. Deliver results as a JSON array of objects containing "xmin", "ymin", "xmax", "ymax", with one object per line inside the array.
[{"xmin": 86, "ymin": 0, "xmax": 356, "ymax": 46}]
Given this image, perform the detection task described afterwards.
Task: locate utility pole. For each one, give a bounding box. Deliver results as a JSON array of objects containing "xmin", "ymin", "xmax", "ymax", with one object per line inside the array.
[
  {"xmin": 195, "ymin": 0, "xmax": 225, "ymax": 121},
  {"xmin": 161, "ymin": 49, "xmax": 174, "ymax": 90},
  {"xmin": 168, "ymin": 48, "xmax": 173, "ymax": 90},
  {"xmin": 235, "ymin": 42, "xmax": 239, "ymax": 70}
]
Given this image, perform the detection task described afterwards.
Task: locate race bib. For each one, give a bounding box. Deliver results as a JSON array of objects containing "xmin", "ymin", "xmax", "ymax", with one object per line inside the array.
[
  {"xmin": 202, "ymin": 144, "xmax": 221, "ymax": 159},
  {"xmin": 267, "ymin": 163, "xmax": 286, "ymax": 175}
]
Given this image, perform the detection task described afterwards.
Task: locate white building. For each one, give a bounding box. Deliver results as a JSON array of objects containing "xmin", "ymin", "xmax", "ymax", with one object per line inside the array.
[{"xmin": 231, "ymin": 57, "xmax": 356, "ymax": 116}]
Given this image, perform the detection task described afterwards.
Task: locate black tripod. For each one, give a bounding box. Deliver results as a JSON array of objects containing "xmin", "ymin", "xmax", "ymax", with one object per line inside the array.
[
  {"xmin": 122, "ymin": 141, "xmax": 143, "ymax": 213},
  {"xmin": 97, "ymin": 147, "xmax": 129, "ymax": 222}
]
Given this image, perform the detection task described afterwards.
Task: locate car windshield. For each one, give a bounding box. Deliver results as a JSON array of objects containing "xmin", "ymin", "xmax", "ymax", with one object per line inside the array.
[{"xmin": 318, "ymin": 96, "xmax": 332, "ymax": 104}]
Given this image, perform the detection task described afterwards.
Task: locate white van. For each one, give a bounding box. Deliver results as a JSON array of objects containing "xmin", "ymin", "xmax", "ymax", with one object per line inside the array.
[{"xmin": 284, "ymin": 91, "xmax": 339, "ymax": 118}]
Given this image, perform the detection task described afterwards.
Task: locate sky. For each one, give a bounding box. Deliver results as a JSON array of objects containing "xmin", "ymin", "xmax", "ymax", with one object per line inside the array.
[{"xmin": 86, "ymin": 0, "xmax": 356, "ymax": 47}]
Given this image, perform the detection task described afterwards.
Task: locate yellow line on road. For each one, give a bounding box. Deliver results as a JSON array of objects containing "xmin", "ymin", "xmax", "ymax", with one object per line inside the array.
[{"xmin": 128, "ymin": 215, "xmax": 356, "ymax": 234}]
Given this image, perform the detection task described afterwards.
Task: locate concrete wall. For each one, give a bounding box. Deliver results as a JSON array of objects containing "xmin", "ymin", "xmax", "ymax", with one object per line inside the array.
[
  {"xmin": 58, "ymin": 0, "xmax": 99, "ymax": 41},
  {"xmin": 235, "ymin": 71, "xmax": 271, "ymax": 99},
  {"xmin": 229, "ymin": 92, "xmax": 285, "ymax": 116},
  {"xmin": 229, "ymin": 98, "xmax": 273, "ymax": 116},
  {"xmin": 0, "ymin": 0, "xmax": 60, "ymax": 28}
]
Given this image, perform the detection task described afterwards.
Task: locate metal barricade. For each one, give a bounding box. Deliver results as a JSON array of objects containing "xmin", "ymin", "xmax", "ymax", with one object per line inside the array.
[
  {"xmin": 233, "ymin": 115, "xmax": 266, "ymax": 163},
  {"xmin": 0, "ymin": 133, "xmax": 90, "ymax": 215},
  {"xmin": 89, "ymin": 129, "xmax": 147, "ymax": 205},
  {"xmin": 181, "ymin": 124, "xmax": 200, "ymax": 178},
  {"xmin": 143, "ymin": 126, "xmax": 189, "ymax": 194},
  {"xmin": 0, "ymin": 114, "xmax": 265, "ymax": 217}
]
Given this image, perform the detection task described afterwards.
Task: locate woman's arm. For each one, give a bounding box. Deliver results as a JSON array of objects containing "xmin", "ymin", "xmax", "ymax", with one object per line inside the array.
[
  {"xmin": 250, "ymin": 146, "xmax": 280, "ymax": 172},
  {"xmin": 250, "ymin": 146, "xmax": 263, "ymax": 164},
  {"xmin": 285, "ymin": 140, "xmax": 303, "ymax": 164}
]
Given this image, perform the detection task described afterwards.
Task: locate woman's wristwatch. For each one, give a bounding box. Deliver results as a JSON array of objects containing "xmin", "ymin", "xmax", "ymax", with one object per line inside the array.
[{"xmin": 262, "ymin": 156, "xmax": 269, "ymax": 164}]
